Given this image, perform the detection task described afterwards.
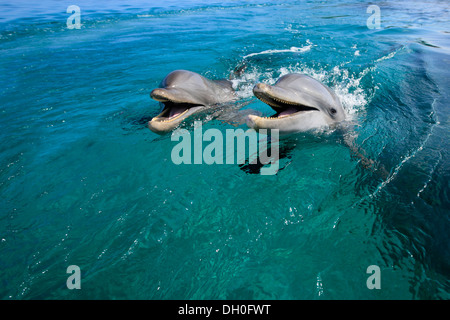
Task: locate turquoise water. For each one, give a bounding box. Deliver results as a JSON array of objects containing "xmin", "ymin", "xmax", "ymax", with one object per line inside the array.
[{"xmin": 1, "ymin": 0, "xmax": 449, "ymax": 299}]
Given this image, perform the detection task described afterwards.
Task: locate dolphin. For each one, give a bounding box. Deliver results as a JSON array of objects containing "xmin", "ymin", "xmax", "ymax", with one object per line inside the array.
[
  {"xmin": 148, "ymin": 70, "xmax": 236, "ymax": 134},
  {"xmin": 247, "ymin": 73, "xmax": 345, "ymax": 134},
  {"xmin": 246, "ymin": 73, "xmax": 389, "ymax": 177}
]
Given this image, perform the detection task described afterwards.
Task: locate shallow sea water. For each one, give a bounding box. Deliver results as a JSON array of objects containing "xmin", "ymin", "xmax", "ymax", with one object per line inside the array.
[{"xmin": 0, "ymin": 0, "xmax": 449, "ymax": 299}]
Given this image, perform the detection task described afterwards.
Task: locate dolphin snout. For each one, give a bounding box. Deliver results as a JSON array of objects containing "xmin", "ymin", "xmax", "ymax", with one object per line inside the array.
[
  {"xmin": 253, "ymin": 83, "xmax": 271, "ymax": 95},
  {"xmin": 246, "ymin": 114, "xmax": 260, "ymax": 130},
  {"xmin": 150, "ymin": 88, "xmax": 170, "ymax": 102}
]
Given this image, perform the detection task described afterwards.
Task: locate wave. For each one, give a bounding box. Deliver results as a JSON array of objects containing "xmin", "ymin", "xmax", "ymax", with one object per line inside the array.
[{"xmin": 242, "ymin": 45, "xmax": 313, "ymax": 59}]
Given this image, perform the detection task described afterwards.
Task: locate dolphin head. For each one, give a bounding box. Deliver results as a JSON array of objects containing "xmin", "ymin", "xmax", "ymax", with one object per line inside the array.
[
  {"xmin": 148, "ymin": 70, "xmax": 218, "ymax": 134},
  {"xmin": 148, "ymin": 88, "xmax": 204, "ymax": 134},
  {"xmin": 248, "ymin": 73, "xmax": 345, "ymax": 134}
]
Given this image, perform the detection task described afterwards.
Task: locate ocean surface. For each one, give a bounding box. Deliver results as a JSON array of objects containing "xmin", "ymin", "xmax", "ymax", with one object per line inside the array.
[{"xmin": 0, "ymin": 0, "xmax": 449, "ymax": 299}]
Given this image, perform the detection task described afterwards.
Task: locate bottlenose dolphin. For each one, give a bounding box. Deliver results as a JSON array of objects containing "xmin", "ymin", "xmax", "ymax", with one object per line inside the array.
[
  {"xmin": 245, "ymin": 73, "xmax": 388, "ymax": 177},
  {"xmin": 148, "ymin": 70, "xmax": 236, "ymax": 134},
  {"xmin": 247, "ymin": 73, "xmax": 345, "ymax": 134}
]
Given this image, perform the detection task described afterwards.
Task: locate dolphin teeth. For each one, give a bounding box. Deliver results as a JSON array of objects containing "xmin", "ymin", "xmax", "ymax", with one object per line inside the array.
[
  {"xmin": 258, "ymin": 94, "xmax": 296, "ymax": 107},
  {"xmin": 154, "ymin": 108, "xmax": 190, "ymax": 124},
  {"xmin": 262, "ymin": 116, "xmax": 278, "ymax": 120}
]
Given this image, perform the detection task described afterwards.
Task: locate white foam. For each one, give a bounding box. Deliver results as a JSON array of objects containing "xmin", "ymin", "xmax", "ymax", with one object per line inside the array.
[
  {"xmin": 230, "ymin": 68, "xmax": 274, "ymax": 99},
  {"xmin": 284, "ymin": 23, "xmax": 304, "ymax": 34},
  {"xmin": 243, "ymin": 45, "xmax": 312, "ymax": 59}
]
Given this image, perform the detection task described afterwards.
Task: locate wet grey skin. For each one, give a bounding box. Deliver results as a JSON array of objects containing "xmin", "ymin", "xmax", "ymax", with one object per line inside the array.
[
  {"xmin": 247, "ymin": 73, "xmax": 345, "ymax": 134},
  {"xmin": 148, "ymin": 70, "xmax": 236, "ymax": 134}
]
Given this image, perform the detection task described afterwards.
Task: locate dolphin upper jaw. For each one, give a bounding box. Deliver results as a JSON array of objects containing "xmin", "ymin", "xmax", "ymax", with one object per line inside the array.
[
  {"xmin": 150, "ymin": 88, "xmax": 202, "ymax": 106},
  {"xmin": 253, "ymin": 83, "xmax": 299, "ymax": 110}
]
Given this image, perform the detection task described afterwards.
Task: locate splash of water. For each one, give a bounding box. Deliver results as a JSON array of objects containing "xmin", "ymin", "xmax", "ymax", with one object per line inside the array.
[{"xmin": 231, "ymin": 60, "xmax": 370, "ymax": 121}]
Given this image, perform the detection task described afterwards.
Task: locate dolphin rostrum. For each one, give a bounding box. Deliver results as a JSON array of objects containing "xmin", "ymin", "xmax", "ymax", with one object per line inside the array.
[
  {"xmin": 247, "ymin": 73, "xmax": 345, "ymax": 134},
  {"xmin": 148, "ymin": 70, "xmax": 236, "ymax": 134}
]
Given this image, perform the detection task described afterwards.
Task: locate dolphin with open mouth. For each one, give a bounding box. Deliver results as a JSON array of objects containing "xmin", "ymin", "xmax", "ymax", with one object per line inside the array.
[
  {"xmin": 247, "ymin": 73, "xmax": 345, "ymax": 134},
  {"xmin": 148, "ymin": 70, "xmax": 236, "ymax": 134},
  {"xmin": 246, "ymin": 73, "xmax": 389, "ymax": 177}
]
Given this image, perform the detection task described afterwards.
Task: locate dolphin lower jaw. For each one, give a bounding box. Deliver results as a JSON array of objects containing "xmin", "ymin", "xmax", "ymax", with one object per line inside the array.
[
  {"xmin": 247, "ymin": 111, "xmax": 330, "ymax": 133},
  {"xmin": 148, "ymin": 104, "xmax": 203, "ymax": 134}
]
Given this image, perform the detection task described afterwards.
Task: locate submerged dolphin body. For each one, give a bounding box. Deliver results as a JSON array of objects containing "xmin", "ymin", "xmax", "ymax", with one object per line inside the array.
[
  {"xmin": 148, "ymin": 70, "xmax": 236, "ymax": 134},
  {"xmin": 247, "ymin": 73, "xmax": 345, "ymax": 134}
]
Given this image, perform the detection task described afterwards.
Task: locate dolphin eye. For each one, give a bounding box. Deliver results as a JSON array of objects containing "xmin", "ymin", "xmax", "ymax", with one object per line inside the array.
[{"xmin": 330, "ymin": 108, "xmax": 337, "ymax": 114}]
